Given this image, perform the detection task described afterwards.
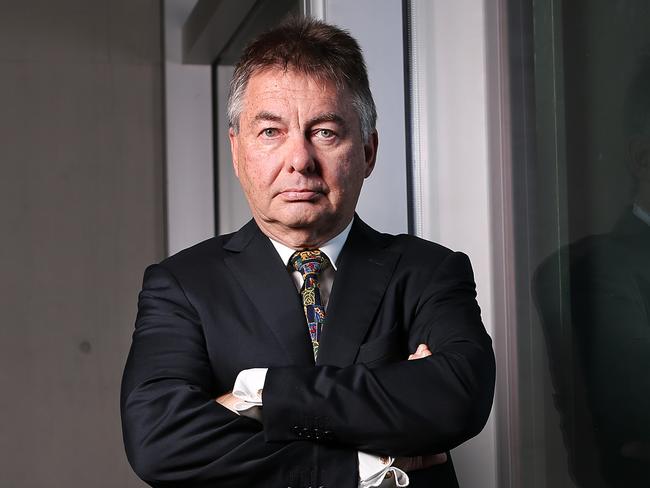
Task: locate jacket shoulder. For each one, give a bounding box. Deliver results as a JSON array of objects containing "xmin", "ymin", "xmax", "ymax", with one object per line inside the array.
[
  {"xmin": 390, "ymin": 232, "xmax": 455, "ymax": 256},
  {"xmin": 163, "ymin": 234, "xmax": 231, "ymax": 267},
  {"xmin": 353, "ymin": 222, "xmax": 472, "ymax": 281}
]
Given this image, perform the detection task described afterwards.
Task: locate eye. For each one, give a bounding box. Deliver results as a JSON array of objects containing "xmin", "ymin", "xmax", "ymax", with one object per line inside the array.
[
  {"xmin": 314, "ymin": 128, "xmax": 336, "ymax": 139},
  {"xmin": 261, "ymin": 128, "xmax": 279, "ymax": 138}
]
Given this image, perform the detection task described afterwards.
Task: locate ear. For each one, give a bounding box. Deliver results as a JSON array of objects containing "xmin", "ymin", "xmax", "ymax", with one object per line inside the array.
[
  {"xmin": 229, "ymin": 127, "xmax": 240, "ymax": 178},
  {"xmin": 629, "ymin": 134, "xmax": 650, "ymax": 181},
  {"xmin": 363, "ymin": 130, "xmax": 379, "ymax": 178}
]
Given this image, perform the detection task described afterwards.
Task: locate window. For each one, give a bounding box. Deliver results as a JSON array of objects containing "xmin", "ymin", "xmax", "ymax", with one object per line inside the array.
[{"xmin": 509, "ymin": 1, "xmax": 650, "ymax": 486}]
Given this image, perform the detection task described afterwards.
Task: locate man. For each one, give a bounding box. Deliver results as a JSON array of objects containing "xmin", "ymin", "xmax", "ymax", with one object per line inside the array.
[{"xmin": 121, "ymin": 18, "xmax": 495, "ymax": 488}]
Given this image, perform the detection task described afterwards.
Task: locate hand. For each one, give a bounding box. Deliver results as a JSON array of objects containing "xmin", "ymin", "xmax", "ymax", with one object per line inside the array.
[
  {"xmin": 216, "ymin": 392, "xmax": 264, "ymax": 422},
  {"xmin": 408, "ymin": 343, "xmax": 432, "ymax": 360},
  {"xmin": 394, "ymin": 453, "xmax": 448, "ymax": 471},
  {"xmin": 394, "ymin": 344, "xmax": 446, "ymax": 472},
  {"xmin": 215, "ymin": 392, "xmax": 239, "ymax": 413}
]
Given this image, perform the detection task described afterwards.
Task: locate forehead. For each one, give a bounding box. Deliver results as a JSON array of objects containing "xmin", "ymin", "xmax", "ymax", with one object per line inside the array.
[{"xmin": 241, "ymin": 68, "xmax": 353, "ymax": 117}]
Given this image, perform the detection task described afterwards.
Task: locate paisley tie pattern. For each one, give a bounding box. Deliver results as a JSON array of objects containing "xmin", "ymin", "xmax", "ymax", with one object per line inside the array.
[{"xmin": 290, "ymin": 249, "xmax": 330, "ymax": 360}]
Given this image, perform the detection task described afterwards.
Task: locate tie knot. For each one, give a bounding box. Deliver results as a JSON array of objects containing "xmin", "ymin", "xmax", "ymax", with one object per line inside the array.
[{"xmin": 290, "ymin": 249, "xmax": 330, "ymax": 278}]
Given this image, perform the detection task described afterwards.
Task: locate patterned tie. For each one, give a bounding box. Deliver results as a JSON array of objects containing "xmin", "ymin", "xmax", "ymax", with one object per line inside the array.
[{"xmin": 290, "ymin": 249, "xmax": 330, "ymax": 360}]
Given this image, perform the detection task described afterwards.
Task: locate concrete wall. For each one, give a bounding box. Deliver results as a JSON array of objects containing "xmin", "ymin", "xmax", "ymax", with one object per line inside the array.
[{"xmin": 0, "ymin": 1, "xmax": 164, "ymax": 486}]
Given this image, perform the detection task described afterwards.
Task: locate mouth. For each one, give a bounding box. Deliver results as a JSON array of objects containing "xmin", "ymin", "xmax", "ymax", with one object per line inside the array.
[{"xmin": 279, "ymin": 189, "xmax": 323, "ymax": 201}]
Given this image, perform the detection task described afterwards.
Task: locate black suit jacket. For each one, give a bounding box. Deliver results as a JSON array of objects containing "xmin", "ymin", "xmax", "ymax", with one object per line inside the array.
[{"xmin": 121, "ymin": 217, "xmax": 495, "ymax": 488}]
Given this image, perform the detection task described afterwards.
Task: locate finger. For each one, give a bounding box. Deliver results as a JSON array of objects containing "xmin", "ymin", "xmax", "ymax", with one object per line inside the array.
[
  {"xmin": 429, "ymin": 453, "xmax": 447, "ymax": 465},
  {"xmin": 394, "ymin": 453, "xmax": 447, "ymax": 472},
  {"xmin": 215, "ymin": 392, "xmax": 238, "ymax": 413},
  {"xmin": 408, "ymin": 344, "xmax": 432, "ymax": 360},
  {"xmin": 393, "ymin": 456, "xmax": 413, "ymax": 471},
  {"xmin": 215, "ymin": 393, "xmax": 230, "ymax": 404},
  {"xmin": 409, "ymin": 453, "xmax": 447, "ymax": 471}
]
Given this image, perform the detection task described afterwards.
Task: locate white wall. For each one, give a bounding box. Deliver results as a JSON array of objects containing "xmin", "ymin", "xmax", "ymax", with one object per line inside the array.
[
  {"xmin": 164, "ymin": 0, "xmax": 215, "ymax": 255},
  {"xmin": 408, "ymin": 1, "xmax": 499, "ymax": 487}
]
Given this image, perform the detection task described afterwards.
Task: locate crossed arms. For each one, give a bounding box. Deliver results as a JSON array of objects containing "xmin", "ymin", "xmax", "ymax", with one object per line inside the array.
[{"xmin": 120, "ymin": 250, "xmax": 495, "ymax": 487}]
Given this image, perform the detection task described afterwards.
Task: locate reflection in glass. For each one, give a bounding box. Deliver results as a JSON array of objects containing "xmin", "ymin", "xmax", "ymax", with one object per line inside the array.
[{"xmin": 513, "ymin": 1, "xmax": 650, "ymax": 486}]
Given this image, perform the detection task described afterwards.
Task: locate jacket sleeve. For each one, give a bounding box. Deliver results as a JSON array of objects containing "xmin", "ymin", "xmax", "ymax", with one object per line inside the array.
[
  {"xmin": 120, "ymin": 264, "xmax": 357, "ymax": 488},
  {"xmin": 262, "ymin": 252, "xmax": 496, "ymax": 456}
]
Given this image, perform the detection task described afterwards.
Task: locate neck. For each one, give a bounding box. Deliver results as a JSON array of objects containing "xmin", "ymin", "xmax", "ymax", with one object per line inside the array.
[{"xmin": 255, "ymin": 218, "xmax": 352, "ymax": 249}]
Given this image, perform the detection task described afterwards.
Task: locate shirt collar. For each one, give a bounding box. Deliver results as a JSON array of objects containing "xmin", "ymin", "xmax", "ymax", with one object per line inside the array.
[
  {"xmin": 268, "ymin": 219, "xmax": 354, "ymax": 271},
  {"xmin": 633, "ymin": 203, "xmax": 650, "ymax": 227}
]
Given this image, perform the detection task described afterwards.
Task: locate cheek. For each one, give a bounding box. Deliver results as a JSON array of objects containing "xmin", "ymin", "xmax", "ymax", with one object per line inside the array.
[
  {"xmin": 240, "ymin": 155, "xmax": 278, "ymax": 194},
  {"xmin": 329, "ymin": 156, "xmax": 366, "ymax": 192}
]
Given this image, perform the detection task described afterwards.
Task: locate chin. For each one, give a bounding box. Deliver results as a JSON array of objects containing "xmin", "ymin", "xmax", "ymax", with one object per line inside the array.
[
  {"xmin": 277, "ymin": 206, "xmax": 332, "ymax": 227},
  {"xmin": 283, "ymin": 215, "xmax": 323, "ymax": 229}
]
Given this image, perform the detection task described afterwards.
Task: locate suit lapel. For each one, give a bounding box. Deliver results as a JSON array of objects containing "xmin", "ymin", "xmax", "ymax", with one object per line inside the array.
[
  {"xmin": 317, "ymin": 218, "xmax": 400, "ymax": 367},
  {"xmin": 223, "ymin": 220, "xmax": 314, "ymax": 365}
]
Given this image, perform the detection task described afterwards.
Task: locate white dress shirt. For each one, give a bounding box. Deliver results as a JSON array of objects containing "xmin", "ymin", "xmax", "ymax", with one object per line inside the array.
[{"xmin": 231, "ymin": 219, "xmax": 409, "ymax": 487}]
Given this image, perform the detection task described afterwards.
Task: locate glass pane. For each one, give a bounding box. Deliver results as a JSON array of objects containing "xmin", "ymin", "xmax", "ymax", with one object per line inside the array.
[{"xmin": 512, "ymin": 1, "xmax": 650, "ymax": 487}]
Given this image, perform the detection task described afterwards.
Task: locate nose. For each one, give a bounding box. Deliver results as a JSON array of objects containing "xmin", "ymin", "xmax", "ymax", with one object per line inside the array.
[{"xmin": 284, "ymin": 133, "xmax": 316, "ymax": 174}]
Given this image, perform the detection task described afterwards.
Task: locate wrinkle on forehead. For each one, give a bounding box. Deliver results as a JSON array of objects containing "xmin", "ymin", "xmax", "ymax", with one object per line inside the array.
[{"xmin": 242, "ymin": 69, "xmax": 353, "ymax": 128}]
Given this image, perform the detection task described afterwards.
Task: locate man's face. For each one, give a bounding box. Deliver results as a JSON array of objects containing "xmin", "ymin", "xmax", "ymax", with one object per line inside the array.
[{"xmin": 229, "ymin": 68, "xmax": 378, "ymax": 247}]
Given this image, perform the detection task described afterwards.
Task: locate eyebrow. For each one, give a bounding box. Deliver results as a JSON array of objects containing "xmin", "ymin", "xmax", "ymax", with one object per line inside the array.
[
  {"xmin": 306, "ymin": 112, "xmax": 347, "ymax": 129},
  {"xmin": 251, "ymin": 111, "xmax": 348, "ymax": 130},
  {"xmin": 252, "ymin": 111, "xmax": 283, "ymax": 124}
]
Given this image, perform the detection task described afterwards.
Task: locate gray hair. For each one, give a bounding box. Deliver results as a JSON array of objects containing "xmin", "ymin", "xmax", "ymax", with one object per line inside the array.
[{"xmin": 227, "ymin": 17, "xmax": 377, "ymax": 142}]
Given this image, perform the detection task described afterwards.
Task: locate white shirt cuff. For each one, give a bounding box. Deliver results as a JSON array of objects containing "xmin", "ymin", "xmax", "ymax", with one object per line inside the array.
[
  {"xmin": 358, "ymin": 452, "xmax": 409, "ymax": 487},
  {"xmin": 231, "ymin": 368, "xmax": 267, "ymax": 422},
  {"xmin": 232, "ymin": 369, "xmax": 408, "ymax": 487},
  {"xmin": 232, "ymin": 367, "xmax": 267, "ymax": 411}
]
